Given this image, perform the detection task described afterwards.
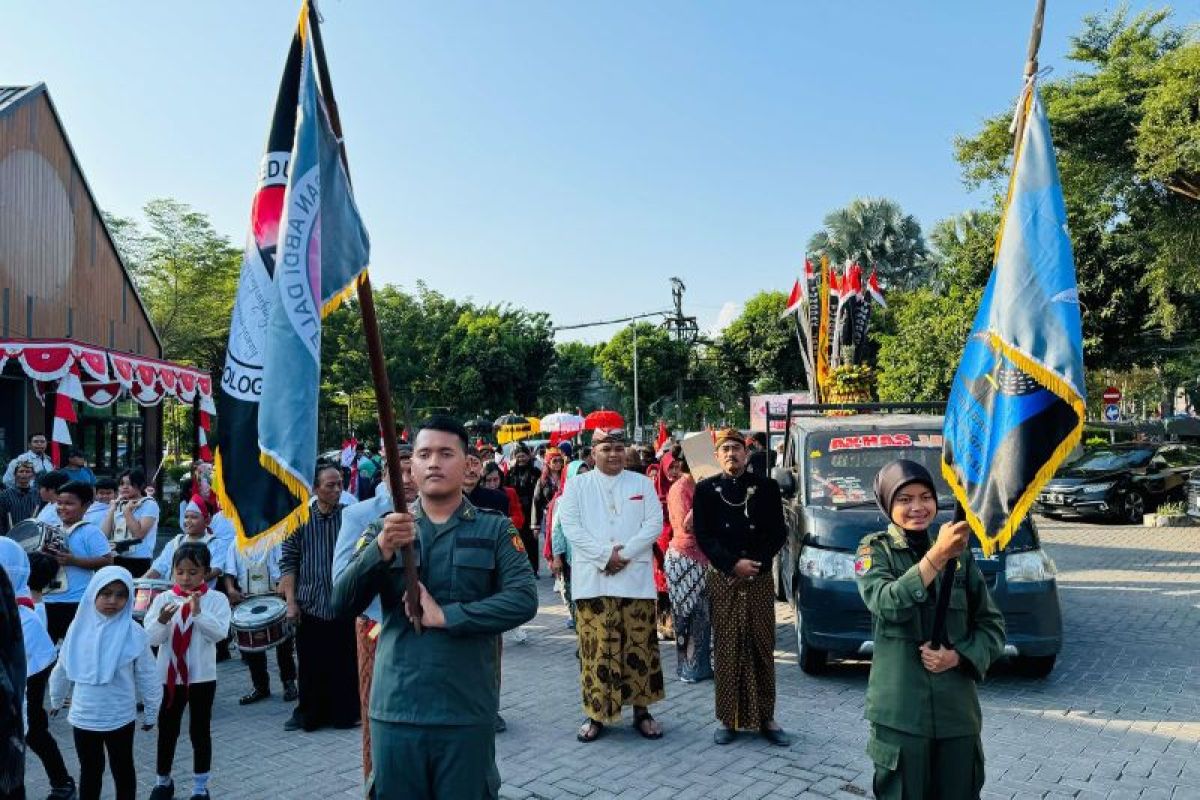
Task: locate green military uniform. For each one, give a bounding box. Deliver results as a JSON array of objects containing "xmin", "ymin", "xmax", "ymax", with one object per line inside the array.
[
  {"xmin": 332, "ymin": 498, "xmax": 538, "ymax": 800},
  {"xmin": 855, "ymin": 524, "xmax": 1005, "ymax": 799}
]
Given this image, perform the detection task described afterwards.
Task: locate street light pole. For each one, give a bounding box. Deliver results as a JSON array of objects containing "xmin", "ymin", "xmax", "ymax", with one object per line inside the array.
[{"xmin": 632, "ymin": 323, "xmax": 640, "ymax": 439}]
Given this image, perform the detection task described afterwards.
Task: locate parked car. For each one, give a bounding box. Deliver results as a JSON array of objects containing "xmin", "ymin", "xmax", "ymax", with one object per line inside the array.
[
  {"xmin": 1034, "ymin": 443, "xmax": 1200, "ymax": 524},
  {"xmin": 772, "ymin": 413, "xmax": 1062, "ymax": 678},
  {"xmin": 1187, "ymin": 468, "xmax": 1200, "ymax": 520}
]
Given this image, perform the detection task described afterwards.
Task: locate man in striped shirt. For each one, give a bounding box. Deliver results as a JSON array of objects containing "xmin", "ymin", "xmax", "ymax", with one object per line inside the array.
[
  {"xmin": 280, "ymin": 464, "xmax": 359, "ymax": 732},
  {"xmin": 0, "ymin": 459, "xmax": 39, "ymax": 535}
]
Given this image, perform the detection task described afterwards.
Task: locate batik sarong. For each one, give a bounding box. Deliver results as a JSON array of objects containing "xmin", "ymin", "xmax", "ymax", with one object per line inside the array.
[
  {"xmin": 356, "ymin": 618, "xmax": 377, "ymax": 782},
  {"xmin": 665, "ymin": 551, "xmax": 712, "ymax": 682},
  {"xmin": 707, "ymin": 569, "xmax": 776, "ymax": 729},
  {"xmin": 575, "ymin": 597, "xmax": 665, "ymax": 723}
]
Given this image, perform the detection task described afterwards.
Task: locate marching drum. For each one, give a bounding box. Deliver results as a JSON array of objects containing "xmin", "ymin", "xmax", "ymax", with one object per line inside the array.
[
  {"xmin": 132, "ymin": 578, "xmax": 173, "ymax": 622},
  {"xmin": 231, "ymin": 595, "xmax": 292, "ymax": 653},
  {"xmin": 9, "ymin": 519, "xmax": 69, "ymax": 595}
]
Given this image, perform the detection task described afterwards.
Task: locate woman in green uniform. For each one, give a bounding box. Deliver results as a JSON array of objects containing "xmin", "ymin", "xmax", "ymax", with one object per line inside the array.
[{"xmin": 855, "ymin": 460, "xmax": 1005, "ymax": 799}]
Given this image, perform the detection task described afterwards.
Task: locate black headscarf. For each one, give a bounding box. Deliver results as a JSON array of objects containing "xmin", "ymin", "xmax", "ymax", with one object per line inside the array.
[
  {"xmin": 873, "ymin": 459, "xmax": 939, "ymax": 556},
  {"xmin": 0, "ymin": 566, "xmax": 25, "ymax": 795}
]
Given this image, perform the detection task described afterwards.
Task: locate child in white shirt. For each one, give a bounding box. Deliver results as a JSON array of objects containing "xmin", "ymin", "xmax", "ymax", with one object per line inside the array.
[
  {"xmin": 49, "ymin": 566, "xmax": 161, "ymax": 800},
  {"xmin": 144, "ymin": 542, "xmax": 231, "ymax": 800}
]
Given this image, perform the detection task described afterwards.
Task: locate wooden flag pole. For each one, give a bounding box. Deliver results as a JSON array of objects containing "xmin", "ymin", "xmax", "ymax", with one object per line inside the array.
[
  {"xmin": 1012, "ymin": 0, "xmax": 1047, "ymax": 148},
  {"xmin": 931, "ymin": 0, "xmax": 1048, "ymax": 650},
  {"xmin": 307, "ymin": 1, "xmax": 423, "ymax": 631}
]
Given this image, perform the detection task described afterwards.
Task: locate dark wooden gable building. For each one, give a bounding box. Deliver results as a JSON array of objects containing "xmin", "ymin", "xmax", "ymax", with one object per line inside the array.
[{"xmin": 0, "ymin": 83, "xmax": 163, "ymax": 473}]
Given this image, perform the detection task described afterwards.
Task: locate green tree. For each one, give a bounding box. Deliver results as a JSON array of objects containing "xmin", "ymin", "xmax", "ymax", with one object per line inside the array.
[
  {"xmin": 105, "ymin": 199, "xmax": 241, "ymax": 372},
  {"xmin": 595, "ymin": 323, "xmax": 690, "ymax": 424},
  {"xmin": 925, "ymin": 210, "xmax": 1000, "ymax": 292},
  {"xmin": 954, "ymin": 6, "xmax": 1200, "ymax": 364},
  {"xmin": 808, "ymin": 198, "xmax": 929, "ymax": 288},
  {"xmin": 873, "ymin": 286, "xmax": 982, "ymax": 402},
  {"xmin": 716, "ymin": 291, "xmax": 809, "ymax": 399},
  {"xmin": 539, "ymin": 342, "xmax": 610, "ymax": 412}
]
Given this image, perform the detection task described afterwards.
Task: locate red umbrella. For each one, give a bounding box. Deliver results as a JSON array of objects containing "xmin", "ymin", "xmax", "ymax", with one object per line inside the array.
[{"xmin": 584, "ymin": 409, "xmax": 625, "ymax": 430}]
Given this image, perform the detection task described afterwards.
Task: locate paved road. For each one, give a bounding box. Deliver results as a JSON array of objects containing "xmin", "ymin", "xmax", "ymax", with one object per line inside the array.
[{"xmin": 24, "ymin": 518, "xmax": 1200, "ymax": 799}]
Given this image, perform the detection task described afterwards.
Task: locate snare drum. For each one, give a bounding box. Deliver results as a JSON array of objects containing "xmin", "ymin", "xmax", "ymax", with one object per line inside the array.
[
  {"xmin": 132, "ymin": 579, "xmax": 173, "ymax": 622},
  {"xmin": 231, "ymin": 595, "xmax": 291, "ymax": 653}
]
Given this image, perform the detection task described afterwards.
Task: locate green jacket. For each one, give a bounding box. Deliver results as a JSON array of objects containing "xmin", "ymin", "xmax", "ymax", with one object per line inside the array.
[
  {"xmin": 332, "ymin": 498, "xmax": 538, "ymax": 727},
  {"xmin": 856, "ymin": 525, "xmax": 1005, "ymax": 738}
]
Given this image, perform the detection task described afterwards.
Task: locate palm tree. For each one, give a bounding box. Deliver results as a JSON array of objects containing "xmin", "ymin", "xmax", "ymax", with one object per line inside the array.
[{"xmin": 808, "ymin": 198, "xmax": 929, "ymax": 288}]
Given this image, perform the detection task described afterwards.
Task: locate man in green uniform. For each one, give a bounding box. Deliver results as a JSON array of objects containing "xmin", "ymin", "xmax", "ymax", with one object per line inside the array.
[
  {"xmin": 333, "ymin": 415, "xmax": 538, "ymax": 800},
  {"xmin": 855, "ymin": 460, "xmax": 1005, "ymax": 799}
]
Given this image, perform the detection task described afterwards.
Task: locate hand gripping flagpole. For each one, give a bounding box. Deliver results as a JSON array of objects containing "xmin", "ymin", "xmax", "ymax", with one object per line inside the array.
[
  {"xmin": 307, "ymin": 1, "xmax": 423, "ymax": 632},
  {"xmin": 931, "ymin": 0, "xmax": 1046, "ymax": 650}
]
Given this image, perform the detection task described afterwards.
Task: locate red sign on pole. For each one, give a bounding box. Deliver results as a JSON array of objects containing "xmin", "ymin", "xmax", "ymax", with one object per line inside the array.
[{"xmin": 1102, "ymin": 386, "xmax": 1121, "ymax": 404}]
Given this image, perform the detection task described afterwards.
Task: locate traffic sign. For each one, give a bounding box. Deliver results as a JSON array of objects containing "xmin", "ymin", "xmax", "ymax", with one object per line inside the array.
[
  {"xmin": 1102, "ymin": 386, "xmax": 1121, "ymax": 405},
  {"xmin": 1104, "ymin": 404, "xmax": 1120, "ymax": 422}
]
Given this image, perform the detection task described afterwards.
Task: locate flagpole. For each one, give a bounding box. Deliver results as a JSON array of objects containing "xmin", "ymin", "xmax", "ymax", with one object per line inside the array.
[
  {"xmin": 307, "ymin": 1, "xmax": 423, "ymax": 631},
  {"xmin": 932, "ymin": 0, "xmax": 1048, "ymax": 651},
  {"xmin": 1012, "ymin": 0, "xmax": 1047, "ymax": 147}
]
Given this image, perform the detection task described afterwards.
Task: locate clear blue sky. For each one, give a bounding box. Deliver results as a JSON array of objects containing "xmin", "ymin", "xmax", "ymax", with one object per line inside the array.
[{"xmin": 4, "ymin": 1, "xmax": 1190, "ymax": 343}]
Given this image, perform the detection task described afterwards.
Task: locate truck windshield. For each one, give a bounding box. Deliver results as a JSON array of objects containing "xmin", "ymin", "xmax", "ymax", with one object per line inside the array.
[{"xmin": 805, "ymin": 431, "xmax": 951, "ymax": 508}]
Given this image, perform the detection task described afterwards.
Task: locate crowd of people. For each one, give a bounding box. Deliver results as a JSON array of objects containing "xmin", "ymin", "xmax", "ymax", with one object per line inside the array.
[{"xmin": 0, "ymin": 418, "xmax": 1004, "ymax": 800}]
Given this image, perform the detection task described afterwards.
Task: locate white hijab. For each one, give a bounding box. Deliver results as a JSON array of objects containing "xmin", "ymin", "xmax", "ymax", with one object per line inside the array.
[
  {"xmin": 0, "ymin": 538, "xmax": 56, "ymax": 675},
  {"xmin": 58, "ymin": 566, "xmax": 147, "ymax": 685}
]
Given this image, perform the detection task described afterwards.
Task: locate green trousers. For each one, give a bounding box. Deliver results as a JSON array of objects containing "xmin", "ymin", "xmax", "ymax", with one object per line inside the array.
[
  {"xmin": 867, "ymin": 724, "xmax": 984, "ymax": 799},
  {"xmin": 368, "ymin": 720, "xmax": 499, "ymax": 800}
]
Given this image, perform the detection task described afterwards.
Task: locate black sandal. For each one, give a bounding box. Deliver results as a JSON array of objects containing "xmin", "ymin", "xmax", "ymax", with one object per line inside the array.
[
  {"xmin": 633, "ymin": 709, "xmax": 663, "ymax": 740},
  {"xmin": 576, "ymin": 718, "xmax": 605, "ymax": 743}
]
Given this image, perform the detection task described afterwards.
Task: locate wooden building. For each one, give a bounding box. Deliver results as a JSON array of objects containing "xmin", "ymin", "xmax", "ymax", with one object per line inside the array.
[{"xmin": 0, "ymin": 83, "xmax": 167, "ymax": 475}]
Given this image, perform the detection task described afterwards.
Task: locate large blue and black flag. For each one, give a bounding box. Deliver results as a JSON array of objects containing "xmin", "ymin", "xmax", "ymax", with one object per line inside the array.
[
  {"xmin": 942, "ymin": 83, "xmax": 1086, "ymax": 555},
  {"xmin": 215, "ymin": 1, "xmax": 369, "ymax": 555}
]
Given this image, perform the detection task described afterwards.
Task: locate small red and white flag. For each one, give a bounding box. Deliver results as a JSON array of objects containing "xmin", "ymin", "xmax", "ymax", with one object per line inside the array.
[
  {"xmin": 781, "ymin": 278, "xmax": 804, "ymax": 319},
  {"xmin": 867, "ymin": 269, "xmax": 887, "ymax": 308}
]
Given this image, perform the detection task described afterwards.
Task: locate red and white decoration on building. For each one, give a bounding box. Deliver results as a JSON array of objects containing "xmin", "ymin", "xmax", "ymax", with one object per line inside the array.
[{"xmin": 1, "ymin": 339, "xmax": 216, "ymax": 466}]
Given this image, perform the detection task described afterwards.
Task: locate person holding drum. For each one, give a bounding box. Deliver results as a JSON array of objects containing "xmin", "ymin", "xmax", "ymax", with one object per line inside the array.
[
  {"xmin": 100, "ymin": 469, "xmax": 160, "ymax": 578},
  {"xmin": 43, "ymin": 481, "xmax": 114, "ymax": 643},
  {"xmin": 143, "ymin": 499, "xmax": 228, "ymax": 591},
  {"xmin": 224, "ymin": 545, "xmax": 298, "ymax": 705}
]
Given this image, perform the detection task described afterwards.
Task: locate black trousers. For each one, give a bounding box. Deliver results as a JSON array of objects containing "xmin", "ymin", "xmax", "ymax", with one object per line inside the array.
[
  {"xmin": 295, "ymin": 613, "xmax": 359, "ymax": 729},
  {"xmin": 74, "ymin": 722, "xmax": 136, "ymax": 800},
  {"xmin": 26, "ymin": 665, "xmax": 71, "ymax": 788},
  {"xmin": 244, "ymin": 637, "xmax": 297, "ymax": 691},
  {"xmin": 44, "ymin": 601, "xmax": 79, "ymax": 643},
  {"xmin": 156, "ymin": 681, "xmax": 215, "ymax": 777}
]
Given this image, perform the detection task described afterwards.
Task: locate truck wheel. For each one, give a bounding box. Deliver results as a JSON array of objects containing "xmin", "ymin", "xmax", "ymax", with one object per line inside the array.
[
  {"xmin": 1014, "ymin": 654, "xmax": 1056, "ymax": 678},
  {"xmin": 798, "ymin": 638, "xmax": 828, "ymax": 675}
]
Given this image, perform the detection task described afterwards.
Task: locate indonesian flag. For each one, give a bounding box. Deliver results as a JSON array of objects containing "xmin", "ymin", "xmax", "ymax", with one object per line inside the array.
[
  {"xmin": 51, "ymin": 361, "xmax": 84, "ymax": 466},
  {"xmin": 781, "ymin": 278, "xmax": 804, "ymax": 319},
  {"xmin": 867, "ymin": 269, "xmax": 887, "ymax": 308},
  {"xmin": 655, "ymin": 420, "xmax": 670, "ymax": 451}
]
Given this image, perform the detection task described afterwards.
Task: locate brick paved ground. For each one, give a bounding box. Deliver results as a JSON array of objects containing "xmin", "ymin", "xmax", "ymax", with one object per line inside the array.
[{"xmin": 23, "ymin": 518, "xmax": 1200, "ymax": 799}]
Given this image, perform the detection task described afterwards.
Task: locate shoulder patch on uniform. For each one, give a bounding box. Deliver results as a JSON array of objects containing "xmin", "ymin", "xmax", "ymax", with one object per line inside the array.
[
  {"xmin": 854, "ymin": 553, "xmax": 872, "ymax": 576},
  {"xmin": 511, "ymin": 534, "xmax": 526, "ymax": 553}
]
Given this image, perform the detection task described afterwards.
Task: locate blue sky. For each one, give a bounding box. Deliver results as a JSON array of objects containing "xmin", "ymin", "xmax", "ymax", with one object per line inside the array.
[{"xmin": 4, "ymin": 1, "xmax": 1190, "ymax": 343}]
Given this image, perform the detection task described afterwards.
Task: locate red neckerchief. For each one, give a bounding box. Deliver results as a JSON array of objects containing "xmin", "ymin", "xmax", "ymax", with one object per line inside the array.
[
  {"xmin": 166, "ymin": 583, "xmax": 208, "ymax": 704},
  {"xmin": 16, "ymin": 597, "xmax": 34, "ymax": 611}
]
